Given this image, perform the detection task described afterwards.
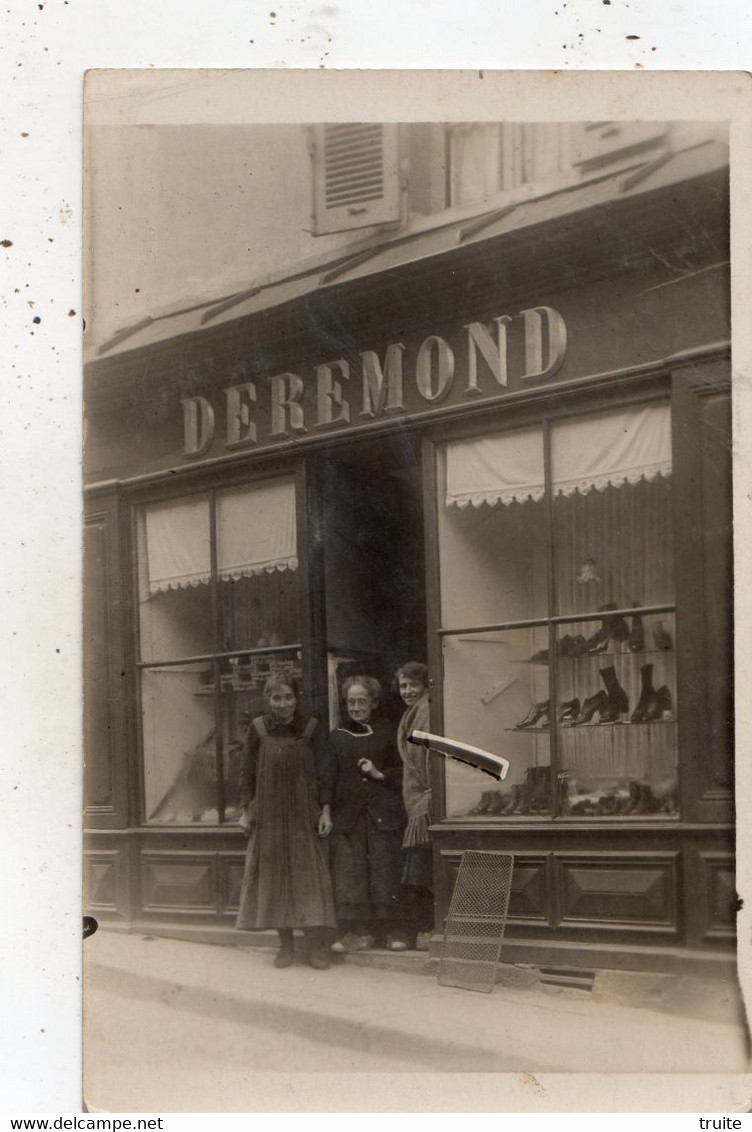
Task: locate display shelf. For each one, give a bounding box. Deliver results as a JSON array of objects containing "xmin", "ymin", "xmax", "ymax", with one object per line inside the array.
[
  {"xmin": 514, "ymin": 647, "xmax": 674, "ymax": 666},
  {"xmin": 507, "ymin": 717, "xmax": 675, "ymax": 732}
]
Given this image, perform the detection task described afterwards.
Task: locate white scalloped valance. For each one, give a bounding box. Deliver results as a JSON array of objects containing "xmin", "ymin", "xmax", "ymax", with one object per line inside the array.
[
  {"xmin": 446, "ymin": 425, "xmax": 545, "ymax": 509},
  {"xmin": 215, "ymin": 480, "xmax": 298, "ymax": 583},
  {"xmin": 446, "ymin": 404, "xmax": 671, "ymax": 508},
  {"xmin": 145, "ymin": 478, "xmax": 297, "ymax": 594}
]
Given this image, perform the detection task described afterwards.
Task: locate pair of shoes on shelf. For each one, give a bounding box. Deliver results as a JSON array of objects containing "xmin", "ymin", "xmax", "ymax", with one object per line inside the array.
[
  {"xmin": 386, "ymin": 933, "xmax": 409, "ymax": 952},
  {"xmin": 585, "ymin": 603, "xmax": 631, "ymax": 655},
  {"xmin": 572, "ymin": 665, "xmax": 629, "ymax": 724},
  {"xmin": 330, "ymin": 932, "xmax": 375, "ymax": 954}
]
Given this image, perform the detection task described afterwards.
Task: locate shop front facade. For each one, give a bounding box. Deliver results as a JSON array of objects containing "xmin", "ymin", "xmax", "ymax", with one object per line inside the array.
[{"xmin": 84, "ymin": 135, "xmax": 735, "ymax": 976}]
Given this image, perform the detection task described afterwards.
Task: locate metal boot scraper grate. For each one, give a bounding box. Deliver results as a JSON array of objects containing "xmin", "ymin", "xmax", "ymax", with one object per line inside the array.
[{"xmin": 439, "ymin": 850, "xmax": 514, "ymax": 993}]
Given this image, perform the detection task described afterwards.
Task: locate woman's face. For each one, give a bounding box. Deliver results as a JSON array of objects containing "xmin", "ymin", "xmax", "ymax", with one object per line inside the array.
[
  {"xmin": 268, "ymin": 684, "xmax": 297, "ymax": 723},
  {"xmin": 346, "ymin": 683, "xmax": 376, "ymax": 725},
  {"xmin": 398, "ymin": 675, "xmax": 427, "ymax": 708}
]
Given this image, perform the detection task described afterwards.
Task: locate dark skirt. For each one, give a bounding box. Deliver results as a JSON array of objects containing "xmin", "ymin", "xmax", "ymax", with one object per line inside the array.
[
  {"xmin": 330, "ymin": 812, "xmax": 404, "ymax": 922},
  {"xmin": 401, "ymin": 842, "xmax": 434, "ymax": 890}
]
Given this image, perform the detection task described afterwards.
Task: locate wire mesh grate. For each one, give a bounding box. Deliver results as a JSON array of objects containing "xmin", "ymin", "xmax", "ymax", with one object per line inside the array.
[{"xmin": 438, "ymin": 850, "xmax": 514, "ymax": 993}]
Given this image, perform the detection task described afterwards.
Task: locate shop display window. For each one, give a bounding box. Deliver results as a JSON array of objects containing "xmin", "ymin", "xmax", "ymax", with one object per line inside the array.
[
  {"xmin": 437, "ymin": 402, "xmax": 678, "ymax": 820},
  {"xmin": 443, "ymin": 628, "xmax": 550, "ymax": 818},
  {"xmin": 136, "ymin": 476, "xmax": 302, "ymax": 824}
]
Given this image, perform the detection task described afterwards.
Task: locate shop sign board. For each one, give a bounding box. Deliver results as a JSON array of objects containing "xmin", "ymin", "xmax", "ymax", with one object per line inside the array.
[{"xmin": 181, "ymin": 306, "xmax": 567, "ymax": 458}]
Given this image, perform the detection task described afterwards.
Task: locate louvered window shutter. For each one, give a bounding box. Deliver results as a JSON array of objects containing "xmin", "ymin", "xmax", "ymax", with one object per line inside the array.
[
  {"xmin": 311, "ymin": 123, "xmax": 401, "ymax": 235},
  {"xmin": 570, "ymin": 122, "xmax": 669, "ymax": 171}
]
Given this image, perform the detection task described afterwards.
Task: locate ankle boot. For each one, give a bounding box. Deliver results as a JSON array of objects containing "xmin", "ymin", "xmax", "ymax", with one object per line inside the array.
[
  {"xmin": 585, "ymin": 602, "xmax": 618, "ymax": 654},
  {"xmin": 631, "ymin": 663, "xmax": 655, "ymax": 723},
  {"xmin": 470, "ymin": 790, "xmax": 493, "ymax": 814},
  {"xmin": 653, "ymin": 620, "xmax": 673, "ymax": 651},
  {"xmin": 628, "ymin": 611, "xmax": 645, "ymax": 653},
  {"xmin": 573, "ymin": 688, "xmax": 608, "ymax": 725},
  {"xmin": 304, "ymin": 928, "xmax": 330, "ymax": 970},
  {"xmin": 502, "ymin": 785, "xmax": 522, "ymax": 815},
  {"xmin": 526, "ymin": 765, "xmax": 550, "ymax": 813},
  {"xmin": 631, "ymin": 783, "xmax": 654, "ymax": 815},
  {"xmin": 275, "ymin": 928, "xmax": 295, "ymax": 968},
  {"xmin": 610, "ymin": 615, "xmax": 630, "ymax": 646},
  {"xmin": 643, "ymin": 684, "xmax": 672, "ymax": 722},
  {"xmin": 623, "ymin": 780, "xmax": 641, "ymax": 814},
  {"xmin": 599, "ymin": 665, "xmax": 629, "ymax": 723},
  {"xmin": 486, "ymin": 790, "xmax": 507, "ymax": 815}
]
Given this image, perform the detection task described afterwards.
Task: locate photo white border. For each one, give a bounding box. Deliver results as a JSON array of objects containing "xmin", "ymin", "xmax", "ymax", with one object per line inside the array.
[{"xmin": 4, "ymin": 2, "xmax": 752, "ymax": 1116}]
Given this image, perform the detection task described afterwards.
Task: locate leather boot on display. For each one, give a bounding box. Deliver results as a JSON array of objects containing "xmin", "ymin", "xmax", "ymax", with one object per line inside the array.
[
  {"xmin": 631, "ymin": 663, "xmax": 655, "ymax": 723},
  {"xmin": 628, "ymin": 608, "xmax": 645, "ymax": 652},
  {"xmin": 599, "ymin": 665, "xmax": 629, "ymax": 722},
  {"xmin": 643, "ymin": 684, "xmax": 673, "ymax": 722},
  {"xmin": 653, "ymin": 621, "xmax": 673, "ymax": 651},
  {"xmin": 623, "ymin": 780, "xmax": 642, "ymax": 814}
]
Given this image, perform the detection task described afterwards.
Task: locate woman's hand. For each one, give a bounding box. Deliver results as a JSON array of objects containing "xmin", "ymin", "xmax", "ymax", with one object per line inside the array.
[
  {"xmin": 318, "ymin": 803, "xmax": 333, "ymax": 837},
  {"xmin": 238, "ymin": 802, "xmax": 256, "ymax": 835},
  {"xmin": 358, "ymin": 758, "xmax": 385, "ymax": 781}
]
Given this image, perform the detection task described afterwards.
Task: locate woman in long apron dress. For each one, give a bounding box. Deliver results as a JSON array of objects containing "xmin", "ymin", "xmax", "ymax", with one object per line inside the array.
[{"xmin": 236, "ymin": 674, "xmax": 336, "ymax": 970}]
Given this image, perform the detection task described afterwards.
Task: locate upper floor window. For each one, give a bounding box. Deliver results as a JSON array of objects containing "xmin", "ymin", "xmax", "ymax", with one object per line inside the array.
[
  {"xmin": 310, "ymin": 123, "xmax": 402, "ymax": 235},
  {"xmin": 309, "ymin": 120, "xmax": 696, "ymax": 234}
]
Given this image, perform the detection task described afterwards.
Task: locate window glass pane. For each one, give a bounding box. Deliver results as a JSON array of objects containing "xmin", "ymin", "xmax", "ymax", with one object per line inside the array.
[
  {"xmin": 142, "ymin": 662, "xmax": 218, "ymax": 824},
  {"xmin": 555, "ymin": 613, "xmax": 678, "ymax": 818},
  {"xmin": 216, "ymin": 478, "xmax": 299, "ymax": 651},
  {"xmin": 218, "ymin": 571, "xmax": 300, "ymax": 652},
  {"xmin": 443, "ymin": 628, "xmax": 550, "ymax": 818},
  {"xmin": 438, "ymin": 429, "xmax": 547, "ymax": 628},
  {"xmin": 551, "ymin": 406, "xmax": 674, "ymax": 617},
  {"xmin": 137, "ymin": 495, "xmax": 213, "ymax": 662}
]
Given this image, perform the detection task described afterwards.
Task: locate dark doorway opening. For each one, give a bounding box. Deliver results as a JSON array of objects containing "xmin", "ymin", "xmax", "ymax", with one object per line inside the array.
[{"xmin": 316, "ymin": 431, "xmax": 427, "ymax": 727}]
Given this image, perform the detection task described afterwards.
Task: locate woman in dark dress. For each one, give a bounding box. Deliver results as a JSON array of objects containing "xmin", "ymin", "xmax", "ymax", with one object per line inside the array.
[
  {"xmin": 236, "ymin": 674, "xmax": 336, "ymax": 970},
  {"xmin": 323, "ymin": 675, "xmax": 408, "ymax": 953}
]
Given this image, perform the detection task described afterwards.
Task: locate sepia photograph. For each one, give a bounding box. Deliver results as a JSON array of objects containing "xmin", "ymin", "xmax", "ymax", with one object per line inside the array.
[{"xmin": 80, "ymin": 70, "xmax": 748, "ymax": 1112}]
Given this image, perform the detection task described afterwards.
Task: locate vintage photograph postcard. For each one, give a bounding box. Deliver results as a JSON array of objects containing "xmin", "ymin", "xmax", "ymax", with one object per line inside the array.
[{"xmin": 81, "ymin": 69, "xmax": 751, "ymax": 1113}]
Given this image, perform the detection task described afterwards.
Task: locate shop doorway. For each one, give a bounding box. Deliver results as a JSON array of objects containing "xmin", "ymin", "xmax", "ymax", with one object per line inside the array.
[{"xmin": 317, "ymin": 432, "xmax": 426, "ymax": 728}]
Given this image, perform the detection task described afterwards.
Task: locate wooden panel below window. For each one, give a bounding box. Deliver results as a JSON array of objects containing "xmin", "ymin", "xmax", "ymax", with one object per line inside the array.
[
  {"xmin": 555, "ymin": 852, "xmax": 679, "ymax": 932},
  {"xmin": 219, "ymin": 853, "xmax": 247, "ymax": 915},
  {"xmin": 83, "ymin": 514, "xmax": 115, "ymax": 810},
  {"xmin": 84, "ymin": 850, "xmax": 120, "ymax": 910},
  {"xmin": 438, "ymin": 849, "xmax": 551, "ymax": 925},
  {"xmin": 141, "ymin": 852, "xmax": 217, "ymax": 912},
  {"xmin": 700, "ymin": 852, "xmax": 736, "ymax": 941}
]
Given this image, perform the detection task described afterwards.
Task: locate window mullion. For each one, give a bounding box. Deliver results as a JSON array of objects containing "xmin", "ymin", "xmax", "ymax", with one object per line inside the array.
[
  {"xmin": 543, "ymin": 419, "xmax": 559, "ymax": 819},
  {"xmin": 209, "ymin": 490, "xmax": 226, "ymax": 823}
]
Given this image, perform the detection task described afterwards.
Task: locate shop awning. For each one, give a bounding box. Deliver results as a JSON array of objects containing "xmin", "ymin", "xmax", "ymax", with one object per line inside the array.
[
  {"xmin": 93, "ymin": 140, "xmax": 729, "ymax": 361},
  {"xmin": 445, "ymin": 403, "xmax": 672, "ymax": 508},
  {"xmin": 144, "ymin": 478, "xmax": 298, "ymax": 593}
]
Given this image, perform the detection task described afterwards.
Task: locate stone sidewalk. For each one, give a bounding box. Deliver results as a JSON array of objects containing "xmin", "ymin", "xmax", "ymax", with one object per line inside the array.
[{"xmin": 83, "ymin": 929, "xmax": 751, "ymax": 1112}]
